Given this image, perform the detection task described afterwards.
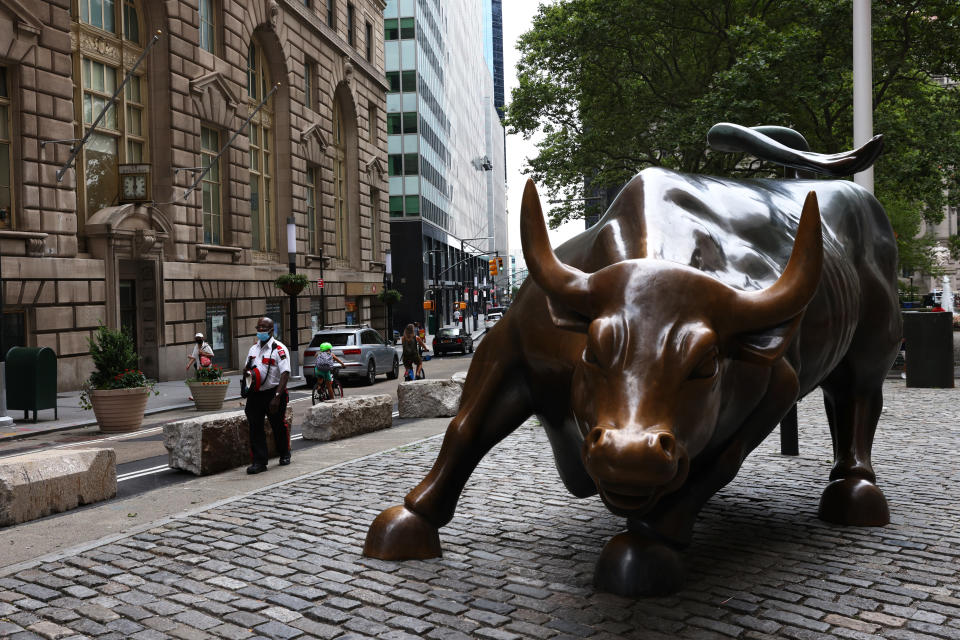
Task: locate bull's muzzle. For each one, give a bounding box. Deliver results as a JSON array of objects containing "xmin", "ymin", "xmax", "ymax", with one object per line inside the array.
[{"xmin": 583, "ymin": 425, "xmax": 690, "ymax": 513}]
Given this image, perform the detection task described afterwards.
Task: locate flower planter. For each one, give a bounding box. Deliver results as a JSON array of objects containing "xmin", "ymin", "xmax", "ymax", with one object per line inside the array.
[
  {"xmin": 279, "ymin": 282, "xmax": 306, "ymax": 296},
  {"xmin": 187, "ymin": 379, "xmax": 230, "ymax": 411},
  {"xmin": 90, "ymin": 387, "xmax": 150, "ymax": 433}
]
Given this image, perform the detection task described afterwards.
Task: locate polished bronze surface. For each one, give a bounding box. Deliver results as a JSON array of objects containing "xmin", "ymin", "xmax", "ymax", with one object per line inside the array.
[{"xmin": 365, "ymin": 127, "xmax": 900, "ymax": 596}]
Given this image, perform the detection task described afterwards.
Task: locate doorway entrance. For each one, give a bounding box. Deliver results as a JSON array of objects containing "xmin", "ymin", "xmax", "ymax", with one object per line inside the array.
[{"xmin": 119, "ymin": 260, "xmax": 160, "ymax": 379}]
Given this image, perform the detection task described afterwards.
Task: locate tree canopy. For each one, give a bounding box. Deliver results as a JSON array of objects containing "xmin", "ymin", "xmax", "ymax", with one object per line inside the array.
[{"xmin": 507, "ymin": 0, "xmax": 960, "ymax": 273}]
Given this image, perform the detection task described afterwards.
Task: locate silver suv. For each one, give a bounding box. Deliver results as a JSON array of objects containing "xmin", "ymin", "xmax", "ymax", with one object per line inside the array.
[{"xmin": 303, "ymin": 326, "xmax": 399, "ymax": 387}]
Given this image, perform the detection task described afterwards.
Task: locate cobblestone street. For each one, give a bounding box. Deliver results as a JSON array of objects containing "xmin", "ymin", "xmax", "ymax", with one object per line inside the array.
[{"xmin": 1, "ymin": 379, "xmax": 958, "ymax": 639}]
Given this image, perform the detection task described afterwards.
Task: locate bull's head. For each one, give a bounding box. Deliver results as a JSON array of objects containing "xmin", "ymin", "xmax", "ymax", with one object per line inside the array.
[{"xmin": 520, "ymin": 180, "xmax": 823, "ymax": 515}]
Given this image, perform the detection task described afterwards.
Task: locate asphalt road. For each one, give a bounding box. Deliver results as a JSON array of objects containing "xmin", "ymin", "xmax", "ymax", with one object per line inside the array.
[{"xmin": 0, "ymin": 347, "xmax": 480, "ymax": 499}]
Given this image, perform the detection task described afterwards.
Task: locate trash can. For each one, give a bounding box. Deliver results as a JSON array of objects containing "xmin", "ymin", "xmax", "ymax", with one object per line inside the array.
[
  {"xmin": 902, "ymin": 311, "xmax": 954, "ymax": 388},
  {"xmin": 5, "ymin": 346, "xmax": 58, "ymax": 422}
]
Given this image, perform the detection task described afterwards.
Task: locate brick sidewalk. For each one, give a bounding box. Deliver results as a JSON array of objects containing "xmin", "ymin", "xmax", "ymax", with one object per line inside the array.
[{"xmin": 1, "ymin": 380, "xmax": 958, "ymax": 639}]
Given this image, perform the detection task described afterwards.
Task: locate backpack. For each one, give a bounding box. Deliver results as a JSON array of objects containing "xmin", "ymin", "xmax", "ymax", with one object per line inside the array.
[{"xmin": 315, "ymin": 350, "xmax": 335, "ymax": 372}]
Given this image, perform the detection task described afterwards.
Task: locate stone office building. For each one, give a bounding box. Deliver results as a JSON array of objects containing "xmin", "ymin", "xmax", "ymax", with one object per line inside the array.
[{"xmin": 0, "ymin": 0, "xmax": 390, "ymax": 389}]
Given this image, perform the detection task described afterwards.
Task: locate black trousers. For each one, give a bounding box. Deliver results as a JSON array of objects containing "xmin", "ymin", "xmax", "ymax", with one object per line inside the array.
[{"xmin": 245, "ymin": 388, "xmax": 289, "ymax": 465}]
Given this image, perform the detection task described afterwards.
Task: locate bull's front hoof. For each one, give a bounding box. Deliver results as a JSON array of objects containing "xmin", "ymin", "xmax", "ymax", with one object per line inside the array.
[
  {"xmin": 363, "ymin": 505, "xmax": 442, "ymax": 560},
  {"xmin": 818, "ymin": 478, "xmax": 889, "ymax": 527},
  {"xmin": 594, "ymin": 531, "xmax": 684, "ymax": 597}
]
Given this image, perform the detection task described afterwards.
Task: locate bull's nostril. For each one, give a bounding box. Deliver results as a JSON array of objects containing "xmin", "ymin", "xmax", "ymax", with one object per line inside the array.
[
  {"xmin": 587, "ymin": 427, "xmax": 605, "ymax": 447},
  {"xmin": 657, "ymin": 432, "xmax": 676, "ymax": 457}
]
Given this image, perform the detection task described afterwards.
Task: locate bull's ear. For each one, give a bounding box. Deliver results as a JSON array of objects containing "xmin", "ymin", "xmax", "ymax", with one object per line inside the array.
[
  {"xmin": 546, "ymin": 298, "xmax": 591, "ymax": 333},
  {"xmin": 732, "ymin": 314, "xmax": 803, "ymax": 365}
]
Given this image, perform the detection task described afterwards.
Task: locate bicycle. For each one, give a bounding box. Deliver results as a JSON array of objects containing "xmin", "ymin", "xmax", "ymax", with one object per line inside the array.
[
  {"xmin": 312, "ymin": 364, "xmax": 344, "ymax": 404},
  {"xmin": 403, "ymin": 364, "xmax": 426, "ymax": 381}
]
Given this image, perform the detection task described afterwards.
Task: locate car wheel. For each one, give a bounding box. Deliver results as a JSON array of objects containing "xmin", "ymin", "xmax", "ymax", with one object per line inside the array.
[
  {"xmin": 365, "ymin": 360, "xmax": 377, "ymax": 385},
  {"xmin": 387, "ymin": 356, "xmax": 399, "ymax": 380}
]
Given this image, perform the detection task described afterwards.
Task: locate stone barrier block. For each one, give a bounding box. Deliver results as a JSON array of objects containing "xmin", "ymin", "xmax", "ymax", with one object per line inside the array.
[
  {"xmin": 0, "ymin": 448, "xmax": 116, "ymax": 527},
  {"xmin": 398, "ymin": 379, "xmax": 462, "ymax": 418},
  {"xmin": 302, "ymin": 394, "xmax": 393, "ymax": 441},
  {"xmin": 163, "ymin": 407, "xmax": 292, "ymax": 476}
]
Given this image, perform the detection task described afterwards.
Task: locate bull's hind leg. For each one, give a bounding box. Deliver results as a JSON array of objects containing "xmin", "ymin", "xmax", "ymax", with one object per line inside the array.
[
  {"xmin": 819, "ymin": 367, "xmax": 890, "ymax": 526},
  {"xmin": 363, "ymin": 328, "xmax": 534, "ymax": 560}
]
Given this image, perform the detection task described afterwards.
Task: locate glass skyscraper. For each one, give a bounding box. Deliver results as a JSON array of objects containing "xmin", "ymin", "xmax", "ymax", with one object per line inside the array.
[{"xmin": 385, "ymin": 0, "xmax": 506, "ymax": 334}]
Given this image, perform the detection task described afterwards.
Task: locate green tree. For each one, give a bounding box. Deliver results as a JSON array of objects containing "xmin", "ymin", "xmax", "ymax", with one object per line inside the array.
[{"xmin": 508, "ymin": 0, "xmax": 960, "ymax": 265}]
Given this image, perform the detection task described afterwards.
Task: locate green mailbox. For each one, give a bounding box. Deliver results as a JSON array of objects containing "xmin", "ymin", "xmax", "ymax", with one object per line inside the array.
[{"xmin": 6, "ymin": 346, "xmax": 58, "ymax": 422}]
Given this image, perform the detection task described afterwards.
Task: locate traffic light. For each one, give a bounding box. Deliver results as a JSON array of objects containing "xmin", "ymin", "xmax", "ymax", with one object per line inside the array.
[
  {"xmin": 497, "ymin": 257, "xmax": 504, "ymax": 272},
  {"xmin": 489, "ymin": 258, "xmax": 498, "ymax": 276}
]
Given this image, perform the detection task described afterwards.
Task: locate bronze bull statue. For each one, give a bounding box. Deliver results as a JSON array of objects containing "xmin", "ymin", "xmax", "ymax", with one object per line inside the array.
[{"xmin": 364, "ymin": 124, "xmax": 900, "ymax": 596}]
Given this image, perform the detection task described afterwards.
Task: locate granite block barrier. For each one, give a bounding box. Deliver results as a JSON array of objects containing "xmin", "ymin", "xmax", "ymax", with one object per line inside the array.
[
  {"xmin": 0, "ymin": 449, "xmax": 116, "ymax": 527},
  {"xmin": 302, "ymin": 394, "xmax": 393, "ymax": 441},
  {"xmin": 163, "ymin": 407, "xmax": 292, "ymax": 476},
  {"xmin": 398, "ymin": 379, "xmax": 462, "ymax": 418}
]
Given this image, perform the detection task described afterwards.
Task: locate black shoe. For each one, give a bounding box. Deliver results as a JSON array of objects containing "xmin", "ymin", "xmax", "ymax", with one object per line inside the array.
[
  {"xmin": 278, "ymin": 454, "xmax": 291, "ymax": 466},
  {"xmin": 246, "ymin": 463, "xmax": 267, "ymax": 474}
]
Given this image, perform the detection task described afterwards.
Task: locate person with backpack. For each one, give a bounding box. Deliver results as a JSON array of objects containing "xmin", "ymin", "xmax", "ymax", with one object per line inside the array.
[{"xmin": 314, "ymin": 342, "xmax": 345, "ymax": 401}]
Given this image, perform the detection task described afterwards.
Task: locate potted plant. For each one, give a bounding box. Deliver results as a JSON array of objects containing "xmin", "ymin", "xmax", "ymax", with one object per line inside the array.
[
  {"xmin": 377, "ymin": 288, "xmax": 403, "ymax": 306},
  {"xmin": 79, "ymin": 325, "xmax": 157, "ymax": 433},
  {"xmin": 186, "ymin": 364, "xmax": 229, "ymax": 410},
  {"xmin": 275, "ymin": 273, "xmax": 309, "ymax": 296}
]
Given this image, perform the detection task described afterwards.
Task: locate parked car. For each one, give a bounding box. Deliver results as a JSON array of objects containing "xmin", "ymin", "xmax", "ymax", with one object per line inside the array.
[
  {"xmin": 432, "ymin": 326, "xmax": 474, "ymax": 356},
  {"xmin": 302, "ymin": 326, "xmax": 399, "ymax": 387},
  {"xmin": 484, "ymin": 312, "xmax": 502, "ymax": 331}
]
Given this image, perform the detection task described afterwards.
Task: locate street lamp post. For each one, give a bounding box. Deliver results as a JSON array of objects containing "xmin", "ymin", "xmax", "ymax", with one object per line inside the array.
[
  {"xmin": 286, "ymin": 217, "xmax": 300, "ymax": 379},
  {"xmin": 459, "ymin": 236, "xmax": 494, "ymax": 335}
]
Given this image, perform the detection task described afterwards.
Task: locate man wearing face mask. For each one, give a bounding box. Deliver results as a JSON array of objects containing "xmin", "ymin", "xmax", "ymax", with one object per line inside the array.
[{"xmin": 243, "ymin": 317, "xmax": 291, "ymax": 474}]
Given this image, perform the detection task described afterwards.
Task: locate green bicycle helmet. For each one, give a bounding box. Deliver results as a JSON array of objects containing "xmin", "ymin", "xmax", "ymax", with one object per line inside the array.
[{"xmin": 320, "ymin": 342, "xmax": 333, "ymax": 351}]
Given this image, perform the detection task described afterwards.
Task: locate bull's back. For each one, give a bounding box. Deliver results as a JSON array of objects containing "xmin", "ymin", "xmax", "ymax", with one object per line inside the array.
[{"xmin": 546, "ymin": 167, "xmax": 899, "ymax": 389}]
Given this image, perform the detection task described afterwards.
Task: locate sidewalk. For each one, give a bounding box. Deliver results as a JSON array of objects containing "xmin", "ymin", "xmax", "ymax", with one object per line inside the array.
[
  {"xmin": 0, "ymin": 380, "xmax": 957, "ymax": 639},
  {"xmin": 0, "ymin": 325, "xmax": 489, "ymax": 443},
  {"xmin": 0, "ymin": 373, "xmax": 248, "ymax": 443}
]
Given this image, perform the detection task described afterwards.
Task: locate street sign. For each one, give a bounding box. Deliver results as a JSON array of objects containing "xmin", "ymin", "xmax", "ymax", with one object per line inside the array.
[
  {"xmin": 423, "ymin": 300, "xmax": 435, "ymax": 310},
  {"xmin": 318, "ymin": 278, "xmax": 324, "ymax": 289}
]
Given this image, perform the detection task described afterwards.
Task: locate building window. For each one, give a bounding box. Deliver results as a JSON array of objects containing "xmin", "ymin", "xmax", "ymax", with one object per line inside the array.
[
  {"xmin": 399, "ymin": 17, "xmax": 414, "ymax": 39},
  {"xmin": 0, "ymin": 66, "xmax": 13, "ymax": 229},
  {"xmin": 367, "ymin": 104, "xmax": 377, "ymax": 142},
  {"xmin": 388, "ymin": 154, "xmax": 401, "ymax": 176},
  {"xmin": 205, "ymin": 303, "xmax": 230, "ymax": 368},
  {"xmin": 333, "ymin": 100, "xmax": 347, "ymax": 259},
  {"xmin": 389, "ymin": 195, "xmax": 402, "ymax": 217},
  {"xmin": 304, "ymin": 58, "xmax": 315, "ymax": 110},
  {"xmin": 365, "ymin": 21, "xmax": 372, "ymax": 61},
  {"xmin": 73, "ymin": 2, "xmax": 148, "ymax": 229},
  {"xmin": 403, "ymin": 153, "xmax": 418, "ymax": 176},
  {"xmin": 347, "ymin": 4, "xmax": 355, "ymax": 46},
  {"xmin": 326, "ymin": 0, "xmax": 335, "ymax": 28},
  {"xmin": 387, "ymin": 112, "xmax": 417, "ymax": 134},
  {"xmin": 401, "ymin": 70, "xmax": 415, "ymax": 92},
  {"xmin": 307, "ymin": 165, "xmax": 320, "ymax": 254},
  {"xmin": 247, "ymin": 41, "xmax": 275, "ymax": 252},
  {"xmin": 201, "ymin": 125, "xmax": 222, "ymax": 244},
  {"xmin": 198, "ymin": 0, "xmax": 216, "ymax": 53},
  {"xmin": 370, "ymin": 188, "xmax": 380, "ymax": 260},
  {"xmin": 385, "ymin": 71, "xmax": 400, "ymax": 92},
  {"xmin": 384, "ymin": 18, "xmax": 398, "ymax": 40},
  {"xmin": 404, "ymin": 195, "xmax": 419, "ymax": 216}
]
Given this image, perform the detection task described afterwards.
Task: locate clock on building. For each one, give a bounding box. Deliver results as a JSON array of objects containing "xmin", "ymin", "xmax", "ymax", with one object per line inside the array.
[{"xmin": 118, "ymin": 163, "xmax": 151, "ymax": 203}]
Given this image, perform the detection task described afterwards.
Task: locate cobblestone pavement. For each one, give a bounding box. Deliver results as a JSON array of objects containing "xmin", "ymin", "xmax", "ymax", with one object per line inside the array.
[{"xmin": 1, "ymin": 380, "xmax": 958, "ymax": 639}]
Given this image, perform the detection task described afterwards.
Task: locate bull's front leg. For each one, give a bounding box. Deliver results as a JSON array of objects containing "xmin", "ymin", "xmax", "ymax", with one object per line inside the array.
[
  {"xmin": 818, "ymin": 371, "xmax": 889, "ymax": 526},
  {"xmin": 363, "ymin": 330, "xmax": 534, "ymax": 560},
  {"xmin": 594, "ymin": 359, "xmax": 799, "ymax": 597}
]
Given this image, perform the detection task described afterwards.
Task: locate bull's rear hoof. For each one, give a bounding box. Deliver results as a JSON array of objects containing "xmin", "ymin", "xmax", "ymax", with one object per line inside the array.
[
  {"xmin": 818, "ymin": 478, "xmax": 890, "ymax": 526},
  {"xmin": 594, "ymin": 532, "xmax": 684, "ymax": 597},
  {"xmin": 363, "ymin": 505, "xmax": 442, "ymax": 560}
]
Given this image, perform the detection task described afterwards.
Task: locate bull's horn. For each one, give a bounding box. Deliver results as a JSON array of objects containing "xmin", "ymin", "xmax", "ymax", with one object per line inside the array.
[
  {"xmin": 520, "ymin": 180, "xmax": 592, "ymax": 316},
  {"xmin": 736, "ymin": 191, "xmax": 823, "ymax": 329}
]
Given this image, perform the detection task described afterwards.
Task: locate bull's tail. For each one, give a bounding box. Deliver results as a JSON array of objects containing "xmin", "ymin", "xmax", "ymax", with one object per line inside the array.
[{"xmin": 707, "ymin": 122, "xmax": 883, "ymax": 178}]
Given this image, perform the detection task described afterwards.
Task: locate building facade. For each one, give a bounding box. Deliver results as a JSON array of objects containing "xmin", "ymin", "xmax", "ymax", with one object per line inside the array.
[
  {"xmin": 384, "ymin": 0, "xmax": 505, "ymax": 334},
  {"xmin": 0, "ymin": 0, "xmax": 390, "ymax": 389}
]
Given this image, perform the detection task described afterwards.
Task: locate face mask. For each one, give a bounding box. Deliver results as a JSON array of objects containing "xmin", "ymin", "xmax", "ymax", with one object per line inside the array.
[{"xmin": 256, "ymin": 331, "xmax": 271, "ymax": 342}]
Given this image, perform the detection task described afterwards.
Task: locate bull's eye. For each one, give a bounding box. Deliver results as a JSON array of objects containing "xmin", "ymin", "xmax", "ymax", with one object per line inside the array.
[{"xmin": 690, "ymin": 349, "xmax": 718, "ymax": 379}]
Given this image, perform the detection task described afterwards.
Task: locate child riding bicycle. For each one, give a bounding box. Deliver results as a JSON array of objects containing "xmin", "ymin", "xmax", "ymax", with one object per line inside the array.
[
  {"xmin": 314, "ymin": 342, "xmax": 345, "ymax": 401},
  {"xmin": 401, "ymin": 324, "xmax": 429, "ymax": 381}
]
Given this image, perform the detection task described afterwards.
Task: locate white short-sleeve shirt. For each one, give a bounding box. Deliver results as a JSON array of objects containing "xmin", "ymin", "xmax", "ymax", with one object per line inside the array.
[
  {"xmin": 245, "ymin": 337, "xmax": 291, "ymax": 391},
  {"xmin": 191, "ymin": 342, "xmax": 214, "ymax": 360}
]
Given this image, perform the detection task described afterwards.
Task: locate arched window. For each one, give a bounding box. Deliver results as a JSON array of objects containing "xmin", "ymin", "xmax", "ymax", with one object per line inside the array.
[
  {"xmin": 247, "ymin": 40, "xmax": 275, "ymax": 252},
  {"xmin": 333, "ymin": 100, "xmax": 347, "ymax": 259},
  {"xmin": 72, "ymin": 0, "xmax": 147, "ymax": 230}
]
